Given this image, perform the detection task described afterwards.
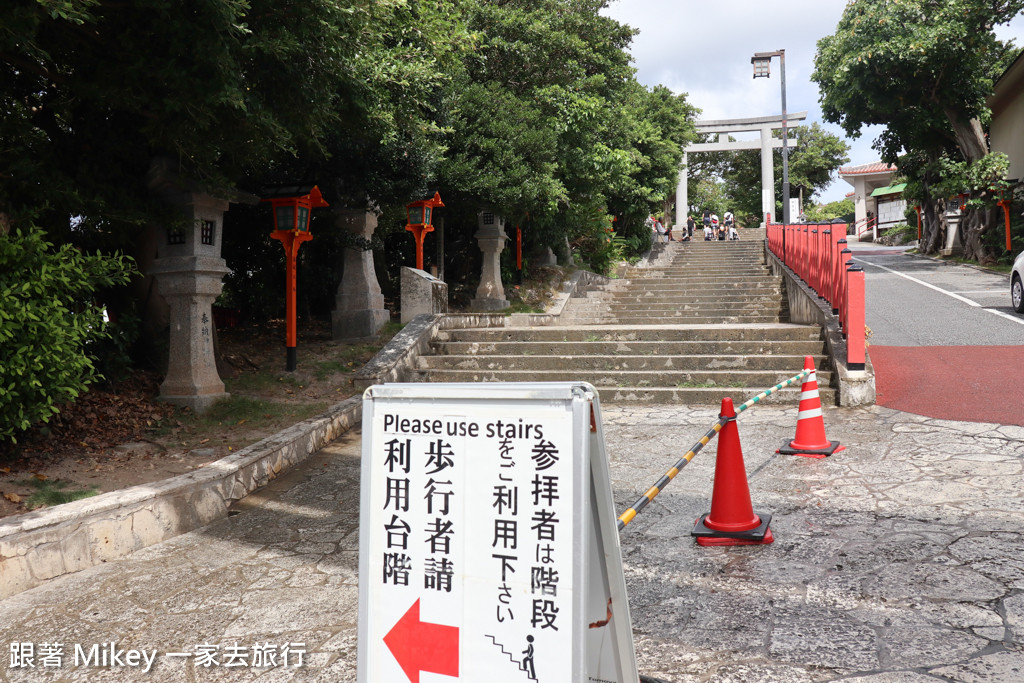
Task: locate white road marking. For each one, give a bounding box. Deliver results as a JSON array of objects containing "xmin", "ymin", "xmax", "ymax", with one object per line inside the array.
[
  {"xmin": 857, "ymin": 257, "xmax": 1024, "ymax": 327},
  {"xmin": 950, "ymin": 290, "xmax": 1006, "ymax": 295},
  {"xmin": 984, "ymin": 308, "xmax": 1024, "ymax": 326},
  {"xmin": 855, "ymin": 258, "xmax": 980, "ymax": 306}
]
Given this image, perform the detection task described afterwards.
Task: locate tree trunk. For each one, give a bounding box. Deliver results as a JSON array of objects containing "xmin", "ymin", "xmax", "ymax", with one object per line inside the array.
[
  {"xmin": 960, "ymin": 205, "xmax": 998, "ymax": 263},
  {"xmin": 943, "ymin": 108, "xmax": 988, "ymax": 164},
  {"xmin": 939, "ymin": 111, "xmax": 996, "ymax": 263},
  {"xmin": 921, "ymin": 200, "xmax": 943, "ymax": 254}
]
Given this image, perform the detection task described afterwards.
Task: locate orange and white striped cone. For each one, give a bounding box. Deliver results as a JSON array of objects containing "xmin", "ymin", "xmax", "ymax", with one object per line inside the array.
[
  {"xmin": 691, "ymin": 397, "xmax": 773, "ymax": 546},
  {"xmin": 778, "ymin": 356, "xmax": 845, "ymax": 458}
]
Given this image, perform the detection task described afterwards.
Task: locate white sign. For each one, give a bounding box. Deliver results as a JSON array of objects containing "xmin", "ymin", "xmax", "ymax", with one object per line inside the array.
[
  {"xmin": 789, "ymin": 197, "xmax": 800, "ymax": 221},
  {"xmin": 357, "ymin": 383, "xmax": 637, "ymax": 683}
]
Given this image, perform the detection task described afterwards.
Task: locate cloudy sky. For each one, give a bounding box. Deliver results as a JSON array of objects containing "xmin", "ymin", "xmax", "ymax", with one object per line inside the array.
[{"xmin": 602, "ymin": 1, "xmax": 1024, "ymax": 203}]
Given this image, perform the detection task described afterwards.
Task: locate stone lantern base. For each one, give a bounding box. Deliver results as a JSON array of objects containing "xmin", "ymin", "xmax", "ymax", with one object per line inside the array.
[{"xmin": 331, "ymin": 210, "xmax": 391, "ymax": 341}]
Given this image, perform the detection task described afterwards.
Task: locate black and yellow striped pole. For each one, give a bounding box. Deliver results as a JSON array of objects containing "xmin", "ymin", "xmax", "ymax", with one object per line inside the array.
[{"xmin": 616, "ymin": 368, "xmax": 810, "ymax": 532}]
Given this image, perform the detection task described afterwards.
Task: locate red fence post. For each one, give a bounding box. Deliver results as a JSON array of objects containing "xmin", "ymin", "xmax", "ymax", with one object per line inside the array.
[
  {"xmin": 832, "ymin": 238, "xmax": 847, "ymax": 315},
  {"xmin": 846, "ymin": 265, "xmax": 866, "ymax": 370},
  {"xmin": 813, "ymin": 228, "xmax": 822, "ymax": 296},
  {"xmin": 822, "ymin": 228, "xmax": 833, "ymax": 307},
  {"xmin": 838, "ymin": 247, "xmax": 852, "ymax": 331}
]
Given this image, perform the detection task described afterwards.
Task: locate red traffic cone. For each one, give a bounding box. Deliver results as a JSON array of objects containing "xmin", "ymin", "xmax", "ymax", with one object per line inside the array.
[
  {"xmin": 778, "ymin": 356, "xmax": 844, "ymax": 458},
  {"xmin": 692, "ymin": 397, "xmax": 773, "ymax": 546}
]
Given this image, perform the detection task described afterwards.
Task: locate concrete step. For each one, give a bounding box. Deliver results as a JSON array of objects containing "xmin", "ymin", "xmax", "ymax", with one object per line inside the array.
[
  {"xmin": 607, "ymin": 295, "xmax": 784, "ymax": 306},
  {"xmin": 617, "ymin": 279, "xmax": 780, "ymax": 290},
  {"xmin": 417, "ymin": 368, "xmax": 833, "ymax": 394},
  {"xmin": 440, "ymin": 325, "xmax": 822, "ymax": 343},
  {"xmin": 434, "ymin": 340, "xmax": 825, "ymax": 356},
  {"xmin": 419, "ymin": 353, "xmax": 827, "ymax": 372},
  {"xmin": 606, "ymin": 300, "xmax": 785, "ymax": 312},
  {"xmin": 606, "ymin": 315, "xmax": 784, "ymax": 325}
]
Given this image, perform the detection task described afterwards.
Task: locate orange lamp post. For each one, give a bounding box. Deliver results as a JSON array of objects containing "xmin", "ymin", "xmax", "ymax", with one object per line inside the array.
[
  {"xmin": 405, "ymin": 192, "xmax": 444, "ymax": 270},
  {"xmin": 996, "ymin": 191, "xmax": 1013, "ymax": 252},
  {"xmin": 261, "ymin": 185, "xmax": 329, "ymax": 371}
]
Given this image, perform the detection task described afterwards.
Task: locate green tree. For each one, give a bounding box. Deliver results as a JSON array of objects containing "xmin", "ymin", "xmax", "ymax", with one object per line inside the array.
[
  {"xmin": 0, "ymin": 0, "xmax": 366, "ymax": 239},
  {"xmin": 813, "ymin": 0, "xmax": 1023, "ymax": 260},
  {"xmin": 805, "ymin": 198, "xmax": 855, "ymax": 224},
  {"xmin": 437, "ymin": 0, "xmax": 696, "ymax": 273},
  {"xmin": 0, "ymin": 227, "xmax": 134, "ymax": 443}
]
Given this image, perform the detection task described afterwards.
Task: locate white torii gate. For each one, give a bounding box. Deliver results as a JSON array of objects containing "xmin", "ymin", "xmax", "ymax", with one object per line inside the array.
[{"xmin": 675, "ymin": 111, "xmax": 807, "ymax": 228}]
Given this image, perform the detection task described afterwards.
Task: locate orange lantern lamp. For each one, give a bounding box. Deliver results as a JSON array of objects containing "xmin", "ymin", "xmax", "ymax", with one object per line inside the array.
[
  {"xmin": 405, "ymin": 192, "xmax": 444, "ymax": 270},
  {"xmin": 261, "ymin": 185, "xmax": 329, "ymax": 371},
  {"xmin": 995, "ymin": 186, "xmax": 1013, "ymax": 252}
]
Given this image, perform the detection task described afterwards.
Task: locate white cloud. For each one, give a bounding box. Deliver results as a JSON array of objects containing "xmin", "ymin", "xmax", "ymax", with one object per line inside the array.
[{"xmin": 602, "ymin": 0, "xmax": 1024, "ymax": 203}]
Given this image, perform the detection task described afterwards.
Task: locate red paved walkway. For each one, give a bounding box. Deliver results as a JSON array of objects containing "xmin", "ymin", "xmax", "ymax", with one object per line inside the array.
[{"xmin": 871, "ymin": 345, "xmax": 1024, "ymax": 426}]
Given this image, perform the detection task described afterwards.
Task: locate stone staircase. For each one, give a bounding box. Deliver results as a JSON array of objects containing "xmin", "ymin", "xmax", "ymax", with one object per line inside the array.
[{"xmin": 418, "ymin": 229, "xmax": 836, "ymax": 404}]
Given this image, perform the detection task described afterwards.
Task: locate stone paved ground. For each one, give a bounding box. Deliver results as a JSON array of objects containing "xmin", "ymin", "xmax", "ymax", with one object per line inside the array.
[{"xmin": 2, "ymin": 403, "xmax": 1023, "ymax": 682}]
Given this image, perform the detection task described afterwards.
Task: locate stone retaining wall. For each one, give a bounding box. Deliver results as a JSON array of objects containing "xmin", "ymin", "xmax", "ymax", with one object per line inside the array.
[
  {"xmin": 764, "ymin": 245, "xmax": 876, "ymax": 406},
  {"xmin": 0, "ymin": 397, "xmax": 362, "ymax": 599}
]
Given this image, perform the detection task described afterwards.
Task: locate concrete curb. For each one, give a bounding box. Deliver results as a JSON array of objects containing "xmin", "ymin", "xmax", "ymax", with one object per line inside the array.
[{"xmin": 0, "ymin": 395, "xmax": 363, "ymax": 600}]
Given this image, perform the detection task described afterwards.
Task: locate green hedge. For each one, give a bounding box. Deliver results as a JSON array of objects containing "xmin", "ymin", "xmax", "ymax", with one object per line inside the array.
[{"xmin": 0, "ymin": 227, "xmax": 134, "ymax": 442}]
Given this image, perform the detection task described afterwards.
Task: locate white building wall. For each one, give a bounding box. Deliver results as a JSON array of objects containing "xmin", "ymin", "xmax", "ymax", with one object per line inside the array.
[
  {"xmin": 877, "ymin": 197, "xmax": 907, "ymax": 228},
  {"xmin": 990, "ymin": 93, "xmax": 1024, "ymax": 181}
]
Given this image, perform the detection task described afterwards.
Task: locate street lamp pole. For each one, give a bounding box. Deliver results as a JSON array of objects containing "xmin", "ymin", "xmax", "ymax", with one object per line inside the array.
[{"xmin": 753, "ymin": 49, "xmax": 791, "ymax": 225}]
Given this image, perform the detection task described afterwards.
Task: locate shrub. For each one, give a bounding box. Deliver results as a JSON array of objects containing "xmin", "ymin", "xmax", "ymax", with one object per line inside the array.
[
  {"xmin": 0, "ymin": 227, "xmax": 135, "ymax": 442},
  {"xmin": 878, "ymin": 223, "xmax": 917, "ymax": 246}
]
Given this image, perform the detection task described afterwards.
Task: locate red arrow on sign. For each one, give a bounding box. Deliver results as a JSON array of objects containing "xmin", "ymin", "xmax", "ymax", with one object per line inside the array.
[{"xmin": 384, "ymin": 598, "xmax": 460, "ymax": 682}]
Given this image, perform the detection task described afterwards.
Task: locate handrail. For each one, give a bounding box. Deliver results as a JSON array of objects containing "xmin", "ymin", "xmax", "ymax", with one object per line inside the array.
[
  {"xmin": 616, "ymin": 368, "xmax": 810, "ymax": 531},
  {"xmin": 765, "ymin": 220, "xmax": 866, "ymax": 372},
  {"xmin": 854, "ymin": 216, "xmax": 877, "ymax": 238}
]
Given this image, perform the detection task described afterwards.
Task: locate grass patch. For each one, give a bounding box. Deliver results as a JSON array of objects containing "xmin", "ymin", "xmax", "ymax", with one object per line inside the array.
[
  {"xmin": 504, "ymin": 301, "xmax": 546, "ymax": 315},
  {"xmin": 936, "ymin": 255, "xmax": 1013, "ymax": 272},
  {"xmin": 20, "ymin": 478, "xmax": 98, "ymax": 510},
  {"xmin": 227, "ymin": 371, "xmax": 304, "ymax": 394},
  {"xmin": 152, "ymin": 396, "xmax": 331, "ymax": 445},
  {"xmin": 196, "ymin": 397, "xmax": 329, "ymax": 430}
]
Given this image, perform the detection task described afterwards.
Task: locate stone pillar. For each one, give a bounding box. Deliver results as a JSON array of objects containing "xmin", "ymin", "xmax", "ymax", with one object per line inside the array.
[
  {"xmin": 534, "ymin": 246, "xmax": 557, "ymax": 266},
  {"xmin": 760, "ymin": 126, "xmax": 775, "ymax": 225},
  {"xmin": 471, "ymin": 209, "xmax": 510, "ymax": 311},
  {"xmin": 401, "ymin": 267, "xmax": 448, "ymax": 323},
  {"xmin": 331, "ymin": 210, "xmax": 390, "ymax": 341},
  {"xmin": 675, "ymin": 150, "xmax": 688, "ymax": 228},
  {"xmin": 941, "ymin": 209, "xmax": 963, "ymax": 256},
  {"xmin": 148, "ymin": 192, "xmax": 230, "ymax": 413},
  {"xmin": 435, "ymin": 217, "xmax": 445, "ymax": 282}
]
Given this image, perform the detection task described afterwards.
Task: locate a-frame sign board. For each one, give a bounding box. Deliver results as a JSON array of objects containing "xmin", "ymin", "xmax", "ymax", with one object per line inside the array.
[{"xmin": 357, "ymin": 382, "xmax": 638, "ymax": 683}]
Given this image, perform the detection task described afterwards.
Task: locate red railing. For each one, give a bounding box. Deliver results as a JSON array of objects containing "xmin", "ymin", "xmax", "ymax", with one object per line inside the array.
[
  {"xmin": 766, "ymin": 220, "xmax": 866, "ymax": 371},
  {"xmin": 853, "ymin": 216, "xmax": 877, "ymax": 240}
]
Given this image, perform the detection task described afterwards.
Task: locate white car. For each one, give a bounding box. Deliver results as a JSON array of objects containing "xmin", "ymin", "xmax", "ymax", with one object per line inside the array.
[{"xmin": 1013, "ymin": 250, "xmax": 1024, "ymax": 313}]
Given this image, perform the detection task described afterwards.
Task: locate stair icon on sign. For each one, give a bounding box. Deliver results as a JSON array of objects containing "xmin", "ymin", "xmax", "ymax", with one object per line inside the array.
[{"xmin": 484, "ymin": 634, "xmax": 537, "ymax": 681}]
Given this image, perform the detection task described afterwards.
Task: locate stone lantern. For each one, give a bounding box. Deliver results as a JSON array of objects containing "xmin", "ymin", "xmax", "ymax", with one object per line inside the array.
[
  {"xmin": 332, "ymin": 209, "xmax": 390, "ymax": 341},
  {"xmin": 147, "ymin": 164, "xmax": 231, "ymax": 412},
  {"xmin": 471, "ymin": 209, "xmax": 510, "ymax": 311}
]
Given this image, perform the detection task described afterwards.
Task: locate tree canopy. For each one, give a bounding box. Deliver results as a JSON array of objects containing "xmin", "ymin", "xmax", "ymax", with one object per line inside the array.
[{"xmin": 813, "ymin": 0, "xmax": 1023, "ymax": 259}]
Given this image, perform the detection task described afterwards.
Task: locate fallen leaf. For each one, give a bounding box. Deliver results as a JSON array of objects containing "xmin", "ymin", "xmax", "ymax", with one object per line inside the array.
[
  {"xmin": 3, "ymin": 492, "xmax": 21, "ymax": 504},
  {"xmin": 200, "ymin": 438, "xmax": 210, "ymax": 444},
  {"xmin": 0, "ymin": 467, "xmax": 9, "ymax": 473},
  {"xmin": 33, "ymin": 473, "xmax": 48, "ymax": 481}
]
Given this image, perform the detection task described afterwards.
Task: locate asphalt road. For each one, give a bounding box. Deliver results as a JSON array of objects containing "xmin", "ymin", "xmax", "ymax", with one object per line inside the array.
[{"xmin": 851, "ymin": 242, "xmax": 1024, "ymax": 425}]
